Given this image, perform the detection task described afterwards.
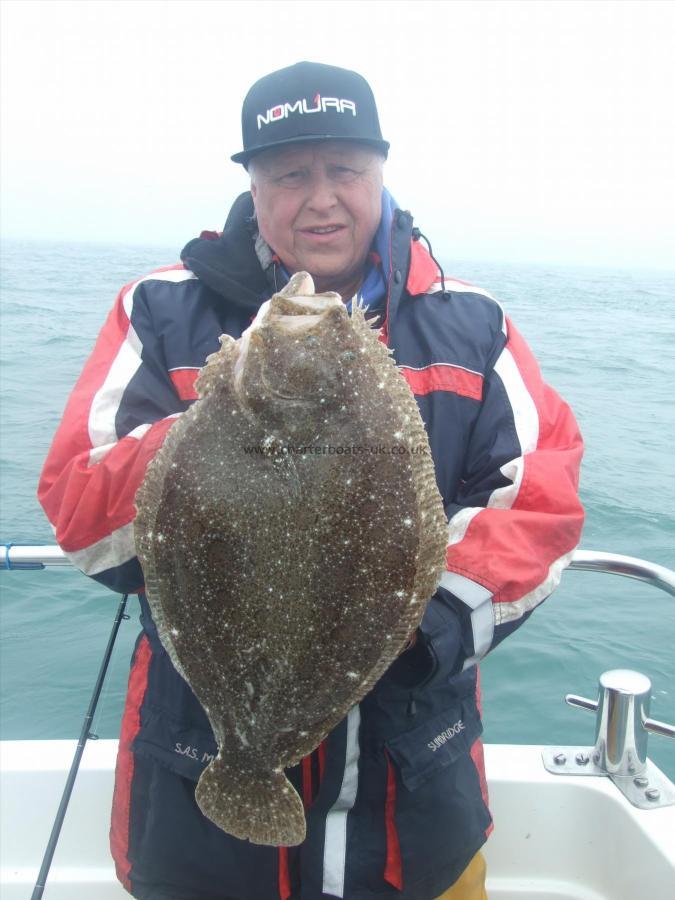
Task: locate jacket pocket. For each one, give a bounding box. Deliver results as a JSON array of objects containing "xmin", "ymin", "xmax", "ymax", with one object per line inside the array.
[
  {"xmin": 384, "ymin": 700, "xmax": 482, "ymax": 791},
  {"xmin": 133, "ymin": 701, "xmax": 218, "ymax": 782},
  {"xmin": 130, "ymin": 639, "xmax": 218, "ymax": 782}
]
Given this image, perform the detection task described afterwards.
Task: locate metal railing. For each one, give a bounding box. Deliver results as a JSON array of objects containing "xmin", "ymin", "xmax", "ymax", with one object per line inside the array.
[
  {"xmin": 2, "ymin": 543, "xmax": 675, "ymax": 596},
  {"xmin": 1, "ymin": 544, "xmax": 73, "ymax": 569},
  {"xmin": 568, "ymin": 549, "xmax": 675, "ymax": 597}
]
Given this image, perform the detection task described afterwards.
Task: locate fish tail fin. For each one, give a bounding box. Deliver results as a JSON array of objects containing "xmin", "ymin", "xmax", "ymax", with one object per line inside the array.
[{"xmin": 195, "ymin": 756, "xmax": 306, "ymax": 846}]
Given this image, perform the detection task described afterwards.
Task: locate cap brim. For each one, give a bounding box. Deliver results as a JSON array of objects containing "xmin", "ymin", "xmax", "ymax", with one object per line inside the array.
[{"xmin": 231, "ymin": 135, "xmax": 390, "ymax": 167}]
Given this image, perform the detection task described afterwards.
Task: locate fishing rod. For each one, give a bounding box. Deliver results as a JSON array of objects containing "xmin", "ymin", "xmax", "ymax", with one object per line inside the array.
[{"xmin": 30, "ymin": 590, "xmax": 129, "ymax": 899}]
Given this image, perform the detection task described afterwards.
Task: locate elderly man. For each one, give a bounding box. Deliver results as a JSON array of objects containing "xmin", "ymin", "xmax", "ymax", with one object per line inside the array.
[{"xmin": 38, "ymin": 62, "xmax": 584, "ymax": 900}]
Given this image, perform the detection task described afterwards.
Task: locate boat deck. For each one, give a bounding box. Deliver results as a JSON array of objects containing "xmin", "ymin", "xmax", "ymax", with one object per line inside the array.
[{"xmin": 2, "ymin": 740, "xmax": 674, "ymax": 899}]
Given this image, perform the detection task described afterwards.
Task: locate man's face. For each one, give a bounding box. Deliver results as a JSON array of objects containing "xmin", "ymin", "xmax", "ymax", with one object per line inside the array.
[{"xmin": 250, "ymin": 142, "xmax": 384, "ymax": 296}]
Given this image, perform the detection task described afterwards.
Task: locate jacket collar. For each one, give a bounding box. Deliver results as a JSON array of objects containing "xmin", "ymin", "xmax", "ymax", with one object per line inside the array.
[{"xmin": 180, "ymin": 189, "xmax": 439, "ymax": 315}]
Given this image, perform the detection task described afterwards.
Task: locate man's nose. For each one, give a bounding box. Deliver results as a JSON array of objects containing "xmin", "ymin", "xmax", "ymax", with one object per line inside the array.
[{"xmin": 306, "ymin": 172, "xmax": 339, "ymax": 212}]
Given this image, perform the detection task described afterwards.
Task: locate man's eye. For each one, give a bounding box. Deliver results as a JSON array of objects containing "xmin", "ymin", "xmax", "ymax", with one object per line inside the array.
[
  {"xmin": 277, "ymin": 170, "xmax": 305, "ymax": 185},
  {"xmin": 331, "ymin": 166, "xmax": 359, "ymax": 181}
]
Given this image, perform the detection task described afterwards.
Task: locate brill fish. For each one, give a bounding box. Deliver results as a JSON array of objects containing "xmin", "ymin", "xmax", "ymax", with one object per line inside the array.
[{"xmin": 134, "ymin": 272, "xmax": 448, "ymax": 846}]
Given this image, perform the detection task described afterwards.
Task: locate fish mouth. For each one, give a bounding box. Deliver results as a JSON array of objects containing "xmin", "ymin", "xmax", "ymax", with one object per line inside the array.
[
  {"xmin": 265, "ymin": 387, "xmax": 313, "ymax": 403},
  {"xmin": 259, "ymin": 369, "xmax": 314, "ymax": 403},
  {"xmin": 270, "ymin": 313, "xmax": 325, "ymax": 333},
  {"xmin": 272, "ymin": 296, "xmax": 343, "ymax": 320},
  {"xmin": 233, "ymin": 273, "xmax": 345, "ymax": 397}
]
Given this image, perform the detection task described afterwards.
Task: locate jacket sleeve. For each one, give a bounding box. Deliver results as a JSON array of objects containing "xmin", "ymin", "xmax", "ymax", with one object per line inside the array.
[
  {"xmin": 37, "ymin": 272, "xmax": 192, "ymax": 593},
  {"xmin": 401, "ymin": 315, "xmax": 585, "ymax": 684}
]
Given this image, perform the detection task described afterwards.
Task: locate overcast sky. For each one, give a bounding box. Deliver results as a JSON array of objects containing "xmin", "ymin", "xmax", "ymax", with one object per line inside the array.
[{"xmin": 1, "ymin": 0, "xmax": 674, "ymax": 269}]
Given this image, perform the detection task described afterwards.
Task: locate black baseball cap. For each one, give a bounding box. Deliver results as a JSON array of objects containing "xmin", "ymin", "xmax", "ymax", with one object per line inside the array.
[{"xmin": 231, "ymin": 61, "xmax": 390, "ymax": 167}]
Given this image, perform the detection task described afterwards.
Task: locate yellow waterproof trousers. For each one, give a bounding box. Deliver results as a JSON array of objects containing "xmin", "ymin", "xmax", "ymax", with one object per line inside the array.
[{"xmin": 434, "ymin": 852, "xmax": 488, "ymax": 899}]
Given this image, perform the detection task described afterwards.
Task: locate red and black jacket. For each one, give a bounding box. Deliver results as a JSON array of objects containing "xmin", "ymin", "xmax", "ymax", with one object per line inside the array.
[{"xmin": 38, "ymin": 190, "xmax": 584, "ymax": 900}]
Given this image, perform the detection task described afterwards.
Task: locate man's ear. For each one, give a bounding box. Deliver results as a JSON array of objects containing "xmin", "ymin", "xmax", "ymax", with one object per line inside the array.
[{"xmin": 250, "ymin": 182, "xmax": 257, "ymax": 202}]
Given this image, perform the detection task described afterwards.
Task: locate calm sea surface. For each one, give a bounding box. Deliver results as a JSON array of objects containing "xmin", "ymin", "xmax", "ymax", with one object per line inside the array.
[{"xmin": 1, "ymin": 239, "xmax": 674, "ymax": 779}]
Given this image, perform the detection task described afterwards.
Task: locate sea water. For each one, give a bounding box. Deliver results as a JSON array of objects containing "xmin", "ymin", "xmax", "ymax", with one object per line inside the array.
[{"xmin": 1, "ymin": 238, "xmax": 673, "ymax": 779}]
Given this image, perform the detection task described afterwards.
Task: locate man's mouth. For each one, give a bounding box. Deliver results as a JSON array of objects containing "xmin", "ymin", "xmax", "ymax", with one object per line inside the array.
[{"xmin": 302, "ymin": 225, "xmax": 344, "ymax": 235}]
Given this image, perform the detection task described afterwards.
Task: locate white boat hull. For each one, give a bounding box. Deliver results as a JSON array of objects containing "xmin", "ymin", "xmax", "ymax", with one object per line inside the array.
[{"xmin": 2, "ymin": 740, "xmax": 674, "ymax": 899}]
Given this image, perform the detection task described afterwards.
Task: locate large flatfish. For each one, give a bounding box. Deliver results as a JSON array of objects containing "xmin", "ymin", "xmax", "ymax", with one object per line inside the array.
[{"xmin": 134, "ymin": 271, "xmax": 448, "ymax": 846}]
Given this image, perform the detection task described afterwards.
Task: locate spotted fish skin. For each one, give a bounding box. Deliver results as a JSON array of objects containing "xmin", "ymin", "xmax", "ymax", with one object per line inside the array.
[{"xmin": 134, "ymin": 272, "xmax": 448, "ymax": 846}]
